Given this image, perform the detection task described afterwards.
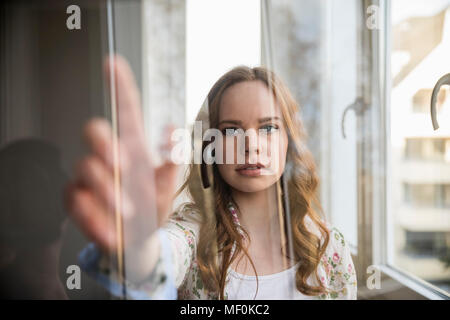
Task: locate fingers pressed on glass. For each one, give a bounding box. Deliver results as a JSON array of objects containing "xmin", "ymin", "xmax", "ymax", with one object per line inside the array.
[
  {"xmin": 83, "ymin": 118, "xmax": 114, "ymax": 166},
  {"xmin": 104, "ymin": 55, "xmax": 148, "ymax": 158},
  {"xmin": 68, "ymin": 185, "xmax": 117, "ymax": 254},
  {"xmin": 83, "ymin": 118, "xmax": 132, "ymax": 175},
  {"xmin": 75, "ymin": 155, "xmax": 134, "ymax": 220}
]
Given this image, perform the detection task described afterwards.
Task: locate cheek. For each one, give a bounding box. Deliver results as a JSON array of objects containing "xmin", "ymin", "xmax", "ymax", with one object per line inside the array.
[
  {"xmin": 217, "ymin": 164, "xmax": 233, "ymax": 182},
  {"xmin": 266, "ymin": 131, "xmax": 288, "ymax": 173}
]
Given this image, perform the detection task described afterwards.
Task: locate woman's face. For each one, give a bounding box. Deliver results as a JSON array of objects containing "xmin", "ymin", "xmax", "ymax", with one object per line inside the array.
[{"xmin": 216, "ymin": 80, "xmax": 289, "ymax": 193}]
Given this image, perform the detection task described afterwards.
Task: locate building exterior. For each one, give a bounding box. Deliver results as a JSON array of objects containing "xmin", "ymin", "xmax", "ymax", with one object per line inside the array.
[{"xmin": 391, "ymin": 5, "xmax": 450, "ymax": 292}]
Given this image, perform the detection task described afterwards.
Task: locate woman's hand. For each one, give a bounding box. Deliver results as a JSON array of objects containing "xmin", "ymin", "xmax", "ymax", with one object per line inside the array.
[{"xmin": 64, "ymin": 55, "xmax": 178, "ymax": 256}]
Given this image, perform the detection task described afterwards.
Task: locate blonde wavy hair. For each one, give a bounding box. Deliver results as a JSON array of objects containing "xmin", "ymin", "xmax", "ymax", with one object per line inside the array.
[{"xmin": 176, "ymin": 66, "xmax": 330, "ymax": 299}]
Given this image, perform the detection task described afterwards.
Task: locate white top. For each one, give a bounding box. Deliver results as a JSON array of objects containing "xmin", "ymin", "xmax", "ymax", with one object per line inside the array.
[{"xmin": 225, "ymin": 262, "xmax": 315, "ymax": 300}]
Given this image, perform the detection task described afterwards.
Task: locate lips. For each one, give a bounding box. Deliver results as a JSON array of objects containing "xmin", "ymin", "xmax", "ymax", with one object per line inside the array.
[
  {"xmin": 235, "ymin": 163, "xmax": 266, "ymax": 177},
  {"xmin": 236, "ymin": 162, "xmax": 266, "ymax": 170}
]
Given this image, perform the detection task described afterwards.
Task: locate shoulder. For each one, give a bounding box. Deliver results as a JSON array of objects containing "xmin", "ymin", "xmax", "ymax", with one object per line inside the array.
[
  {"xmin": 317, "ymin": 224, "xmax": 358, "ymax": 299},
  {"xmin": 321, "ymin": 225, "xmax": 354, "ymax": 277},
  {"xmin": 327, "ymin": 226, "xmax": 349, "ymax": 253},
  {"xmin": 163, "ymin": 204, "xmax": 202, "ymax": 247},
  {"xmin": 167, "ymin": 204, "xmax": 202, "ymax": 229},
  {"xmin": 303, "ymin": 215, "xmax": 348, "ymax": 251}
]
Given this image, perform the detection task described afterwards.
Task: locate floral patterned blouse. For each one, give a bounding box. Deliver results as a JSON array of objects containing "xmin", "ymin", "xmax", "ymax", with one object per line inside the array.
[
  {"xmin": 160, "ymin": 204, "xmax": 356, "ymax": 300},
  {"xmin": 80, "ymin": 203, "xmax": 357, "ymax": 300}
]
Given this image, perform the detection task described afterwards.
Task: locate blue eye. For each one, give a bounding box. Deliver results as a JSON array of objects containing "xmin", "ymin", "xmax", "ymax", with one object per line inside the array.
[{"xmin": 260, "ymin": 124, "xmax": 278, "ymax": 134}]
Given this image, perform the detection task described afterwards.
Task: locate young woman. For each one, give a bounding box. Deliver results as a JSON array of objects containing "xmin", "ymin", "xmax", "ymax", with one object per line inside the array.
[{"xmin": 66, "ymin": 56, "xmax": 357, "ymax": 300}]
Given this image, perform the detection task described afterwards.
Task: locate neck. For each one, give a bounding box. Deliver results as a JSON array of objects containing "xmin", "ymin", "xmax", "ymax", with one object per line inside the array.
[
  {"xmin": 230, "ymin": 183, "xmax": 295, "ymax": 273},
  {"xmin": 231, "ymin": 183, "xmax": 281, "ymax": 235}
]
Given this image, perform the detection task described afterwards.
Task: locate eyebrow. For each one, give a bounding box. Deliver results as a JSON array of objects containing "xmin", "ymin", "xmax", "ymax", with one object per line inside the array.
[{"xmin": 218, "ymin": 116, "xmax": 281, "ymax": 126}]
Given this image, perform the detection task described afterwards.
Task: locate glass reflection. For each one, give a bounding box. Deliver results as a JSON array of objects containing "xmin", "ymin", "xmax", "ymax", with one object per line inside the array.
[{"xmin": 0, "ymin": 139, "xmax": 68, "ymax": 299}]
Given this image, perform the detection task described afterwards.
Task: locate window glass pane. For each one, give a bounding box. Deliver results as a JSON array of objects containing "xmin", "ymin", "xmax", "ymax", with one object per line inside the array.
[
  {"xmin": 389, "ymin": 0, "xmax": 450, "ymax": 294},
  {"xmin": 322, "ymin": 0, "xmax": 359, "ymax": 250},
  {"xmin": 264, "ymin": 0, "xmax": 359, "ymax": 251},
  {"xmin": 0, "ymin": 0, "xmax": 358, "ymax": 300},
  {"xmin": 0, "ymin": 0, "xmax": 114, "ymax": 299}
]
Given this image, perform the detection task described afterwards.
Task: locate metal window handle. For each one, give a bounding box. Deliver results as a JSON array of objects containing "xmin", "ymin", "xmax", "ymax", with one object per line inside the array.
[
  {"xmin": 431, "ymin": 73, "xmax": 450, "ymax": 130},
  {"xmin": 341, "ymin": 97, "xmax": 368, "ymax": 139}
]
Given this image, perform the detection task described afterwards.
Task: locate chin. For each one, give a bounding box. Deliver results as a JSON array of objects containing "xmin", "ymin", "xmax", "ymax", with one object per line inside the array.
[{"xmin": 228, "ymin": 176, "xmax": 277, "ymax": 193}]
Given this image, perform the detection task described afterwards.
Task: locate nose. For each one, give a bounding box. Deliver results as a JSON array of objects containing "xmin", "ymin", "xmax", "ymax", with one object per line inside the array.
[{"xmin": 245, "ymin": 133, "xmax": 259, "ymax": 161}]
